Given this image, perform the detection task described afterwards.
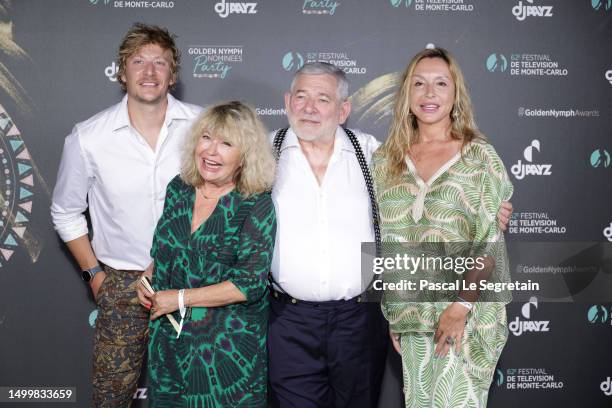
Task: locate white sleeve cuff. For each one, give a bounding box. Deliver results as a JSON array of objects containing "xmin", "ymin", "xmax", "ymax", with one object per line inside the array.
[{"xmin": 50, "ymin": 206, "xmax": 89, "ymax": 242}]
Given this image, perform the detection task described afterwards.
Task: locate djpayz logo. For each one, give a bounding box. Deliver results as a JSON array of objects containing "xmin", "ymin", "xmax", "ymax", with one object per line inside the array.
[
  {"xmin": 512, "ymin": 0, "xmax": 553, "ymax": 21},
  {"xmin": 604, "ymin": 222, "xmax": 612, "ymax": 242},
  {"xmin": 486, "ymin": 54, "xmax": 507, "ymax": 72},
  {"xmin": 590, "ymin": 149, "xmax": 611, "ymax": 168},
  {"xmin": 509, "ymin": 297, "xmax": 550, "ymax": 336},
  {"xmin": 602, "ymin": 377, "xmax": 612, "ymax": 396},
  {"xmin": 511, "ymin": 139, "xmax": 552, "ymax": 180},
  {"xmin": 133, "ymin": 388, "xmax": 147, "ymax": 399},
  {"xmin": 592, "ymin": 0, "xmax": 612, "ymax": 11},
  {"xmin": 214, "ymin": 0, "xmax": 257, "ymax": 18},
  {"xmin": 104, "ymin": 61, "xmax": 118, "ymax": 82},
  {"xmin": 606, "ymin": 69, "xmax": 612, "ymax": 85},
  {"xmin": 282, "ymin": 52, "xmax": 304, "ymax": 71}
]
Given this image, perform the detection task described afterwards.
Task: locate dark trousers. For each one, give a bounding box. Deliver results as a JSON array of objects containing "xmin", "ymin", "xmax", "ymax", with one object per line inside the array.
[
  {"xmin": 92, "ymin": 267, "xmax": 149, "ymax": 408},
  {"xmin": 268, "ymin": 292, "xmax": 388, "ymax": 408}
]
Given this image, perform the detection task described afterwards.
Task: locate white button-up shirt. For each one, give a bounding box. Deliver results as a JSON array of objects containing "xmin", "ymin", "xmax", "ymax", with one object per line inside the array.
[
  {"xmin": 51, "ymin": 94, "xmax": 202, "ymax": 270},
  {"xmin": 271, "ymin": 127, "xmax": 381, "ymax": 301}
]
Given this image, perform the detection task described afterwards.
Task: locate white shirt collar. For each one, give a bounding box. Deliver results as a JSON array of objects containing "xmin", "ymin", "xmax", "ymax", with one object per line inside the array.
[
  {"xmin": 282, "ymin": 126, "xmax": 357, "ymax": 154},
  {"xmin": 111, "ymin": 93, "xmax": 190, "ymax": 132}
]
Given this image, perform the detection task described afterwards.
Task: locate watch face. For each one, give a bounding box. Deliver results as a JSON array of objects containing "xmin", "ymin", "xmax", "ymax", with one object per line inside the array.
[{"xmin": 82, "ymin": 270, "xmax": 91, "ymax": 282}]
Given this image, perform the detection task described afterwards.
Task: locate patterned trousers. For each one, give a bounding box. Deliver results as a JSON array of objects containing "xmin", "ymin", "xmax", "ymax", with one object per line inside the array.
[
  {"xmin": 399, "ymin": 306, "xmax": 508, "ymax": 408},
  {"xmin": 92, "ymin": 267, "xmax": 149, "ymax": 408}
]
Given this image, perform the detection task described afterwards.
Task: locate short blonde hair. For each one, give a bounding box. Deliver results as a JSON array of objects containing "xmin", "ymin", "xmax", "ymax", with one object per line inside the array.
[
  {"xmin": 116, "ymin": 23, "xmax": 180, "ymax": 91},
  {"xmin": 180, "ymin": 101, "xmax": 276, "ymax": 196},
  {"xmin": 377, "ymin": 47, "xmax": 484, "ymax": 185}
]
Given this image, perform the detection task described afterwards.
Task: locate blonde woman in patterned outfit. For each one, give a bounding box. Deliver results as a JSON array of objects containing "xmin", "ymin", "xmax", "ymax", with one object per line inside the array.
[
  {"xmin": 141, "ymin": 101, "xmax": 277, "ymax": 407},
  {"xmin": 372, "ymin": 47, "xmax": 513, "ymax": 407}
]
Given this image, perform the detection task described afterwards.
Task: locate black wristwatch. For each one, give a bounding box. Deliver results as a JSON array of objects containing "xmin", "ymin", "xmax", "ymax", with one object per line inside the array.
[{"xmin": 82, "ymin": 265, "xmax": 103, "ymax": 283}]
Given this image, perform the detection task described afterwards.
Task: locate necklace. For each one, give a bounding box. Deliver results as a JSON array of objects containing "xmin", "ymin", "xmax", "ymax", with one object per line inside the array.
[{"xmin": 198, "ymin": 184, "xmax": 233, "ymax": 200}]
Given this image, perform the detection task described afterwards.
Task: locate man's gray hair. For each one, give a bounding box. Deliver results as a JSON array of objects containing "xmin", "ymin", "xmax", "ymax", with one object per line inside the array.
[{"xmin": 290, "ymin": 62, "xmax": 349, "ymax": 101}]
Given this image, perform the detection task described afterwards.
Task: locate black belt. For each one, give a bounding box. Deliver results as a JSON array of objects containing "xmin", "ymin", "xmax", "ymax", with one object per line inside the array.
[{"xmin": 271, "ymin": 289, "xmax": 363, "ymax": 306}]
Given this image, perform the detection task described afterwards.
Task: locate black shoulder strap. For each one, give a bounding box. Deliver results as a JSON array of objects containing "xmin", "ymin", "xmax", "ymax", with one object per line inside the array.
[
  {"xmin": 273, "ymin": 127, "xmax": 381, "ymax": 255},
  {"xmin": 273, "ymin": 127, "xmax": 289, "ymax": 160},
  {"xmin": 269, "ymin": 127, "xmax": 290, "ymax": 295},
  {"xmin": 269, "ymin": 127, "xmax": 382, "ymax": 297},
  {"xmin": 341, "ymin": 127, "xmax": 382, "ymax": 257}
]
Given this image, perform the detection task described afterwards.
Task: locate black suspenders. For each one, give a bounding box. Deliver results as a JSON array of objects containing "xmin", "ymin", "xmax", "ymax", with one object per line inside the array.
[
  {"xmin": 273, "ymin": 127, "xmax": 382, "ymax": 255},
  {"xmin": 270, "ymin": 127, "xmax": 382, "ymax": 299}
]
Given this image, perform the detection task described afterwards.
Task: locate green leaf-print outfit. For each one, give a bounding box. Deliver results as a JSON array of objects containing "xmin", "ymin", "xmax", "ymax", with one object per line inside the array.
[
  {"xmin": 372, "ymin": 142, "xmax": 513, "ymax": 408},
  {"xmin": 148, "ymin": 175, "xmax": 276, "ymax": 407}
]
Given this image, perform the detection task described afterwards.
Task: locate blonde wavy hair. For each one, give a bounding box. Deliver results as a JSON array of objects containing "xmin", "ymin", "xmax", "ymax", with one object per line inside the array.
[
  {"xmin": 377, "ymin": 47, "xmax": 485, "ymax": 185},
  {"xmin": 180, "ymin": 101, "xmax": 276, "ymax": 196},
  {"xmin": 117, "ymin": 23, "xmax": 180, "ymax": 92}
]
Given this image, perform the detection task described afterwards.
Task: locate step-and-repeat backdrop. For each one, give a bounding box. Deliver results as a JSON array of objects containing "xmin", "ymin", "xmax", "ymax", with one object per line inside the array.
[{"xmin": 0, "ymin": 0, "xmax": 610, "ymax": 407}]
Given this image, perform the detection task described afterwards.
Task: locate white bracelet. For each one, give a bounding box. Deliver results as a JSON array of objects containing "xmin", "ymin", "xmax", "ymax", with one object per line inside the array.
[
  {"xmin": 456, "ymin": 296, "xmax": 473, "ymax": 311},
  {"xmin": 177, "ymin": 289, "xmax": 186, "ymax": 338},
  {"xmin": 178, "ymin": 289, "xmax": 186, "ymax": 315}
]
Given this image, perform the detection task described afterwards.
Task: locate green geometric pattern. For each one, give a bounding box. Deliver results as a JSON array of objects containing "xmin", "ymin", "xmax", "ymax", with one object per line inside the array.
[{"xmin": 148, "ymin": 175, "xmax": 276, "ymax": 407}]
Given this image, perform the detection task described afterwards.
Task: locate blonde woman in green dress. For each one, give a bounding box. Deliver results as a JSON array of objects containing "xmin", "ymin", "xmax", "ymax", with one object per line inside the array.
[
  {"xmin": 139, "ymin": 101, "xmax": 277, "ymax": 407},
  {"xmin": 372, "ymin": 47, "xmax": 513, "ymax": 407}
]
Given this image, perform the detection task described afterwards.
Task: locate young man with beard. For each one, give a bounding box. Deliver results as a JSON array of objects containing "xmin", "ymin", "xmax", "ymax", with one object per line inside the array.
[{"xmin": 51, "ymin": 23, "xmax": 201, "ymax": 407}]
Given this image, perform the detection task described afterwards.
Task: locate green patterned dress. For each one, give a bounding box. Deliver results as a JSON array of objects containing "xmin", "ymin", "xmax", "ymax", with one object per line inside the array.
[
  {"xmin": 148, "ymin": 175, "xmax": 276, "ymax": 407},
  {"xmin": 372, "ymin": 142, "xmax": 513, "ymax": 408}
]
